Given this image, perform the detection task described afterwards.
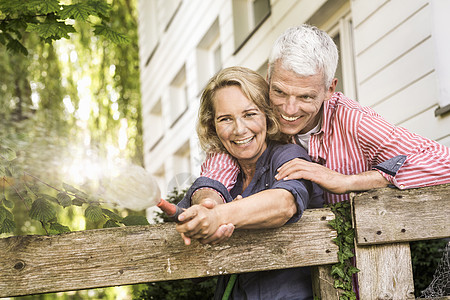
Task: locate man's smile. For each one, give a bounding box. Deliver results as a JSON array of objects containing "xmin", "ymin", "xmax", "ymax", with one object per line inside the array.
[{"xmin": 280, "ymin": 114, "xmax": 301, "ymax": 122}]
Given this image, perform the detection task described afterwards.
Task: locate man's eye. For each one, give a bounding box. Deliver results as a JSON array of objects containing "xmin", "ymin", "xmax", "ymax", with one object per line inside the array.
[{"xmin": 272, "ymin": 88, "xmax": 284, "ymax": 96}]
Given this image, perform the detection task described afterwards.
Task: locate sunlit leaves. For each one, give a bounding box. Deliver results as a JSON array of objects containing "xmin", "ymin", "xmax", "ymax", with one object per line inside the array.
[
  {"xmin": 85, "ymin": 205, "xmax": 104, "ymax": 222},
  {"xmin": 27, "ymin": 21, "xmax": 76, "ymax": 40},
  {"xmin": 60, "ymin": 3, "xmax": 94, "ymax": 22},
  {"xmin": 0, "ymin": 218, "xmax": 15, "ymax": 234},
  {"xmin": 0, "ymin": 0, "xmax": 129, "ymax": 55},
  {"xmin": 0, "ymin": 146, "xmax": 17, "ymax": 161},
  {"xmin": 122, "ymin": 215, "xmax": 149, "ymax": 226},
  {"xmin": 93, "ymin": 24, "xmax": 130, "ymax": 44},
  {"xmin": 29, "ymin": 197, "xmax": 57, "ymax": 222},
  {"xmin": 57, "ymin": 191, "xmax": 72, "ymax": 207},
  {"xmin": 49, "ymin": 222, "xmax": 70, "ymax": 234},
  {"xmin": 87, "ymin": 0, "xmax": 110, "ymax": 18}
]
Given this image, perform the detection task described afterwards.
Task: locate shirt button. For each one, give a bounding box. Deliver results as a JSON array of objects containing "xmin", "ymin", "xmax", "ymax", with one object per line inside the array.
[{"xmin": 400, "ymin": 184, "xmax": 405, "ymax": 189}]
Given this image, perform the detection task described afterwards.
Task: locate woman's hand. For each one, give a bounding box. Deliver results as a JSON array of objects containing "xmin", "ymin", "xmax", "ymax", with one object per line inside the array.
[{"xmin": 176, "ymin": 200, "xmax": 222, "ymax": 244}]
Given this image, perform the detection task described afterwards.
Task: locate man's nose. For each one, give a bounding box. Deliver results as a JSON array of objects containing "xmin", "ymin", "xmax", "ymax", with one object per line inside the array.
[{"xmin": 284, "ymin": 96, "xmax": 298, "ymax": 114}]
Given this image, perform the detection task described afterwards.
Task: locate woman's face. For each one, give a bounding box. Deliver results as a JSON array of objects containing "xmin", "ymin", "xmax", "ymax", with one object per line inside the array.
[{"xmin": 214, "ymin": 85, "xmax": 267, "ymax": 166}]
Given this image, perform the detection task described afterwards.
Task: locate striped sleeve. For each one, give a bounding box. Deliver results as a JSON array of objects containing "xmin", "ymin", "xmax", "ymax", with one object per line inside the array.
[
  {"xmin": 200, "ymin": 152, "xmax": 239, "ymax": 191},
  {"xmin": 358, "ymin": 113, "xmax": 450, "ymax": 189}
]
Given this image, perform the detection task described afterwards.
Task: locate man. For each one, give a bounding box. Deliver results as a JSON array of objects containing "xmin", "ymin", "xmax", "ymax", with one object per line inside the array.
[{"xmin": 192, "ymin": 24, "xmax": 450, "ymax": 206}]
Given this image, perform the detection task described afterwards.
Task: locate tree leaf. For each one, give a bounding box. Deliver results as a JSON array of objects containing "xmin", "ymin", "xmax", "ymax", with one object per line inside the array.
[
  {"xmin": 26, "ymin": 21, "xmax": 76, "ymax": 40},
  {"xmin": 0, "ymin": 206, "xmax": 13, "ymax": 220},
  {"xmin": 103, "ymin": 219, "xmax": 120, "ymax": 228},
  {"xmin": 40, "ymin": 194, "xmax": 59, "ymax": 204},
  {"xmin": 25, "ymin": 0, "xmax": 60, "ymax": 14},
  {"xmin": 57, "ymin": 192, "xmax": 72, "ymax": 207},
  {"xmin": 102, "ymin": 208, "xmax": 123, "ymax": 222},
  {"xmin": 0, "ymin": 146, "xmax": 17, "ymax": 161},
  {"xmin": 87, "ymin": 0, "xmax": 110, "ymax": 18},
  {"xmin": 59, "ymin": 3, "xmax": 94, "ymax": 22},
  {"xmin": 0, "ymin": 205, "xmax": 6, "ymax": 224},
  {"xmin": 0, "ymin": 0, "xmax": 28, "ymax": 14},
  {"xmin": 121, "ymin": 215, "xmax": 149, "ymax": 226},
  {"xmin": 62, "ymin": 182, "xmax": 81, "ymax": 194},
  {"xmin": 85, "ymin": 205, "xmax": 104, "ymax": 222},
  {"xmin": 6, "ymin": 37, "xmax": 29, "ymax": 55},
  {"xmin": 29, "ymin": 198, "xmax": 56, "ymax": 222},
  {"xmin": 93, "ymin": 24, "xmax": 129, "ymax": 44},
  {"xmin": 2, "ymin": 197, "xmax": 14, "ymax": 210},
  {"xmin": 0, "ymin": 218, "xmax": 16, "ymax": 234},
  {"xmin": 49, "ymin": 222, "xmax": 71, "ymax": 234}
]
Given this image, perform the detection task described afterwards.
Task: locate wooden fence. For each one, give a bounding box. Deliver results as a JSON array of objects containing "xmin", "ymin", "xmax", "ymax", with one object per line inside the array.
[{"xmin": 1, "ymin": 183, "xmax": 449, "ymax": 299}]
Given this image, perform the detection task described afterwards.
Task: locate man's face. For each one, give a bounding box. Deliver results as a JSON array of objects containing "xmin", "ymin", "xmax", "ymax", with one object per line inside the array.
[{"xmin": 269, "ymin": 61, "xmax": 336, "ymax": 135}]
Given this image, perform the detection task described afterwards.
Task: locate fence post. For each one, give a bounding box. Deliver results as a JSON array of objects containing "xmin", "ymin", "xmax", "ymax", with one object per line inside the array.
[
  {"xmin": 354, "ymin": 242, "xmax": 415, "ymax": 299},
  {"xmin": 311, "ymin": 265, "xmax": 341, "ymax": 299}
]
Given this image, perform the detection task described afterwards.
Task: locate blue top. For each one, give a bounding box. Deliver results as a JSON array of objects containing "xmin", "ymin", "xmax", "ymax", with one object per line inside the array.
[{"xmin": 178, "ymin": 142, "xmax": 324, "ymax": 300}]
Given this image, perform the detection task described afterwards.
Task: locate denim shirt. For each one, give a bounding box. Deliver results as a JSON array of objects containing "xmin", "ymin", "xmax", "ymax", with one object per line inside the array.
[{"xmin": 178, "ymin": 142, "xmax": 324, "ymax": 300}]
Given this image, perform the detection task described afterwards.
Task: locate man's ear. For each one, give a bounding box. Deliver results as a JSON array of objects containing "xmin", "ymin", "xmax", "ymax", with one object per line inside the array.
[{"xmin": 326, "ymin": 78, "xmax": 338, "ymax": 99}]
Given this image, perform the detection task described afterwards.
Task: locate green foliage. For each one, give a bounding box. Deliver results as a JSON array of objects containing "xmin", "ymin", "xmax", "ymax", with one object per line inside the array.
[
  {"xmin": 0, "ymin": 0, "xmax": 129, "ymax": 56},
  {"xmin": 136, "ymin": 187, "xmax": 217, "ymax": 300},
  {"xmin": 410, "ymin": 238, "xmax": 449, "ymax": 297},
  {"xmin": 328, "ymin": 201, "xmax": 359, "ymax": 300},
  {"xmin": 0, "ymin": 146, "xmax": 149, "ymax": 236},
  {"xmin": 135, "ymin": 279, "xmax": 217, "ymax": 300}
]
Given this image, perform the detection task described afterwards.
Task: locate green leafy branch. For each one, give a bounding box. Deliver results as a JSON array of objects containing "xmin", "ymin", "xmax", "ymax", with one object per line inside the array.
[
  {"xmin": 328, "ymin": 201, "xmax": 359, "ymax": 300},
  {"xmin": 0, "ymin": 145, "xmax": 148, "ymax": 236},
  {"xmin": 0, "ymin": 0, "xmax": 130, "ymax": 55}
]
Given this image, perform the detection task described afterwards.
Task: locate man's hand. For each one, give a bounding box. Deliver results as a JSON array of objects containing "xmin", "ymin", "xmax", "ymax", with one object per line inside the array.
[{"xmin": 275, "ymin": 158, "xmax": 389, "ymax": 194}]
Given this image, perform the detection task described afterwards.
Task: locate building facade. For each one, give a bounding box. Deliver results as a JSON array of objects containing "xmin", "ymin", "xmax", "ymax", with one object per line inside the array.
[{"xmin": 138, "ymin": 0, "xmax": 450, "ymax": 198}]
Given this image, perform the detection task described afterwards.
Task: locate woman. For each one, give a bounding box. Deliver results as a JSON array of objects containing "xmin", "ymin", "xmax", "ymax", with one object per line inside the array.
[{"xmin": 176, "ymin": 66, "xmax": 323, "ymax": 300}]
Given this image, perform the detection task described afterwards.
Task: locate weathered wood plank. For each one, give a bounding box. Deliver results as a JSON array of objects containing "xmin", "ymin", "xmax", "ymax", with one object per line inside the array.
[
  {"xmin": 311, "ymin": 265, "xmax": 341, "ymax": 299},
  {"xmin": 355, "ymin": 242, "xmax": 415, "ymax": 300},
  {"xmin": 353, "ymin": 184, "xmax": 450, "ymax": 245},
  {"xmin": 0, "ymin": 208, "xmax": 337, "ymax": 297}
]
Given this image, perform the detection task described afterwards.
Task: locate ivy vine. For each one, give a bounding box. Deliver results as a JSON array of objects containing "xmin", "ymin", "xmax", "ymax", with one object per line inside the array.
[
  {"xmin": 328, "ymin": 201, "xmax": 360, "ymax": 300},
  {"xmin": 0, "ymin": 145, "xmax": 148, "ymax": 236}
]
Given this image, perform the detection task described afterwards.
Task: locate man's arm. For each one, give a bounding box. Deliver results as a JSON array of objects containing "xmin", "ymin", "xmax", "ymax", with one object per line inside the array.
[{"xmin": 275, "ymin": 158, "xmax": 389, "ymax": 194}]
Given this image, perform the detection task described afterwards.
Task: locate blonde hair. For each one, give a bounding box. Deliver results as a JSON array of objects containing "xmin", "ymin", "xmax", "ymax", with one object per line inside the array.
[{"xmin": 197, "ymin": 66, "xmax": 288, "ymax": 153}]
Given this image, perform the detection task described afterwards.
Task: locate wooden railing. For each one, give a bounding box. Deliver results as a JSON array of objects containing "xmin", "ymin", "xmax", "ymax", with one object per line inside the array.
[{"xmin": 0, "ymin": 183, "xmax": 449, "ymax": 299}]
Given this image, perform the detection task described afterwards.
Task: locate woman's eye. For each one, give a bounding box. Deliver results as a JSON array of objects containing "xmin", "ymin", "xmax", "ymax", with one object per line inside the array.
[{"xmin": 218, "ymin": 117, "xmax": 231, "ymax": 122}]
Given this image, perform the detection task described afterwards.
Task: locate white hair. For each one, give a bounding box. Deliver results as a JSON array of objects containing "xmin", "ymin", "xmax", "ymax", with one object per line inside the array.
[{"xmin": 268, "ymin": 24, "xmax": 339, "ymax": 88}]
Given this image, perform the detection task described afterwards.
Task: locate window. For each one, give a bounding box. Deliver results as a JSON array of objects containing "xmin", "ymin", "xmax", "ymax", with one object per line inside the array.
[
  {"xmin": 232, "ymin": 0, "xmax": 271, "ymax": 52},
  {"xmin": 169, "ymin": 65, "xmax": 188, "ymax": 127},
  {"xmin": 256, "ymin": 60, "xmax": 268, "ymax": 79},
  {"xmin": 431, "ymin": 0, "xmax": 450, "ymax": 116},
  {"xmin": 169, "ymin": 142, "xmax": 195, "ymax": 192},
  {"xmin": 156, "ymin": 0, "xmax": 182, "ymax": 33},
  {"xmin": 196, "ymin": 19, "xmax": 222, "ymax": 93},
  {"xmin": 326, "ymin": 14, "xmax": 358, "ymax": 100},
  {"xmin": 148, "ymin": 99, "xmax": 164, "ymax": 151}
]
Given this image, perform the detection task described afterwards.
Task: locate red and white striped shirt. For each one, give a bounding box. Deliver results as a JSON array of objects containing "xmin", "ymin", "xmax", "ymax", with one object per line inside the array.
[{"xmin": 200, "ymin": 92, "xmax": 450, "ymax": 204}]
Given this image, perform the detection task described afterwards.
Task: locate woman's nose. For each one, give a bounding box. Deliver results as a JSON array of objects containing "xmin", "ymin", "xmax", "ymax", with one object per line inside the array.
[{"xmin": 233, "ymin": 118, "xmax": 247, "ymax": 135}]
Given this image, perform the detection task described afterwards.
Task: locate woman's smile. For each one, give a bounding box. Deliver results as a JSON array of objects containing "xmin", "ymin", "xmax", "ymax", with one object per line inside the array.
[{"xmin": 214, "ymin": 85, "xmax": 267, "ymax": 166}]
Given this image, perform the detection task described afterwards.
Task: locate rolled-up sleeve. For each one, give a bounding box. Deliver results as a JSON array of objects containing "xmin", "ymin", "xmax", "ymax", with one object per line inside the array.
[
  {"xmin": 177, "ymin": 176, "xmax": 233, "ymax": 209},
  {"xmin": 272, "ymin": 179, "xmax": 311, "ymax": 224}
]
